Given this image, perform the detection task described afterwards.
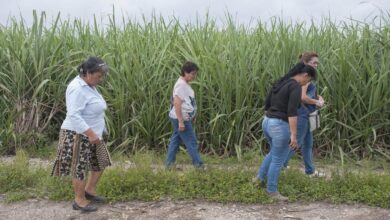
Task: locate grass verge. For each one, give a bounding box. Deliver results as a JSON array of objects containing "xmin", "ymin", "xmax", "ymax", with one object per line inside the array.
[{"xmin": 0, "ymin": 150, "xmax": 389, "ymax": 208}]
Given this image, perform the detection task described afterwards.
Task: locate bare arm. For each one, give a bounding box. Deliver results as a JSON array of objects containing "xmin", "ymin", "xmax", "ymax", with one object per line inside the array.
[
  {"xmin": 84, "ymin": 128, "xmax": 101, "ymax": 145},
  {"xmin": 174, "ymin": 95, "xmax": 185, "ymax": 131},
  {"xmin": 288, "ymin": 116, "xmax": 298, "ymax": 149},
  {"xmin": 301, "ymin": 83, "xmax": 324, "ymax": 107}
]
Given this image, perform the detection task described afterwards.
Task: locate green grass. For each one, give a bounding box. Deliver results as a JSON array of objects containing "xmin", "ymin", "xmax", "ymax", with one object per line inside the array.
[{"xmin": 1, "ymin": 150, "xmax": 390, "ymax": 207}]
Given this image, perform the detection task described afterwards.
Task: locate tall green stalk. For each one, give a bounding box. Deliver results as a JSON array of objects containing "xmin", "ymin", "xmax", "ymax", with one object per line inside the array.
[{"xmin": 0, "ymin": 11, "xmax": 389, "ymax": 160}]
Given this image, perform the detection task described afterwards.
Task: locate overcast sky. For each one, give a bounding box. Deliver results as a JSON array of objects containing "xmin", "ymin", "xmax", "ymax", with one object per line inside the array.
[{"xmin": 1, "ymin": 0, "xmax": 389, "ymax": 26}]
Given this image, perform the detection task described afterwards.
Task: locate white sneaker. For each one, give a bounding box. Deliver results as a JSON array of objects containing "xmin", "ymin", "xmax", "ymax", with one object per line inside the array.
[
  {"xmin": 308, "ymin": 170, "xmax": 325, "ymax": 178},
  {"xmin": 267, "ymin": 192, "xmax": 288, "ymax": 202}
]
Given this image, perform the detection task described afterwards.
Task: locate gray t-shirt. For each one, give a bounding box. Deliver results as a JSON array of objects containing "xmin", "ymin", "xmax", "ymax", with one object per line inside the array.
[{"xmin": 169, "ymin": 77, "xmax": 197, "ymax": 121}]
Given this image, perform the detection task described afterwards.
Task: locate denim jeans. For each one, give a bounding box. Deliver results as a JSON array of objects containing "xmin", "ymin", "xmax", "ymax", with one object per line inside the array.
[
  {"xmin": 166, "ymin": 118, "xmax": 203, "ymax": 167},
  {"xmin": 257, "ymin": 116, "xmax": 290, "ymax": 193},
  {"xmin": 283, "ymin": 117, "xmax": 315, "ymax": 175}
]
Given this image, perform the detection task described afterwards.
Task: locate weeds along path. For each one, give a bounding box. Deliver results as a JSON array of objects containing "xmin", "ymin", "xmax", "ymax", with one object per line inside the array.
[
  {"xmin": 0, "ymin": 156, "xmax": 388, "ymax": 178},
  {"xmin": 1, "ymin": 156, "xmax": 390, "ymax": 219},
  {"xmin": 0, "ymin": 199, "xmax": 390, "ymax": 220}
]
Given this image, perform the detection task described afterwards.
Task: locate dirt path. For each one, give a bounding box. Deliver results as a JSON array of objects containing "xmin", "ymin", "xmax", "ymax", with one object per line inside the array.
[{"xmin": 0, "ymin": 199, "xmax": 389, "ymax": 220}]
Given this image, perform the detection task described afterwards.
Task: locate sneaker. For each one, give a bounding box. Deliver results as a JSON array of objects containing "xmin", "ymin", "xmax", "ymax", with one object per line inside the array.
[
  {"xmin": 251, "ymin": 177, "xmax": 266, "ymax": 188},
  {"xmin": 165, "ymin": 164, "xmax": 177, "ymax": 171},
  {"xmin": 308, "ymin": 170, "xmax": 325, "ymax": 178},
  {"xmin": 267, "ymin": 192, "xmax": 288, "ymax": 202},
  {"xmin": 195, "ymin": 164, "xmax": 206, "ymax": 171}
]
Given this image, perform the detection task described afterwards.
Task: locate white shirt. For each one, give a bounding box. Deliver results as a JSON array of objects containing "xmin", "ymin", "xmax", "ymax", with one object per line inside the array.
[
  {"xmin": 169, "ymin": 77, "xmax": 197, "ymax": 121},
  {"xmin": 61, "ymin": 76, "xmax": 107, "ymax": 138}
]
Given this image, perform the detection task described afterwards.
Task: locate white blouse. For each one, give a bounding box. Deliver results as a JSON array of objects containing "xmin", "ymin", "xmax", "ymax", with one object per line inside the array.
[{"xmin": 61, "ymin": 76, "xmax": 107, "ymax": 138}]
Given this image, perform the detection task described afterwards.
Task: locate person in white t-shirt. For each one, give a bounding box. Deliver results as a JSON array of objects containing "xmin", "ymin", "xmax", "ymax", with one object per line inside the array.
[{"xmin": 166, "ymin": 61, "xmax": 204, "ymax": 169}]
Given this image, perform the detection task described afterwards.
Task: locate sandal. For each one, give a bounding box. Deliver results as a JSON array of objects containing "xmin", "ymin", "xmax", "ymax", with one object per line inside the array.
[{"xmin": 85, "ymin": 191, "xmax": 107, "ymax": 203}]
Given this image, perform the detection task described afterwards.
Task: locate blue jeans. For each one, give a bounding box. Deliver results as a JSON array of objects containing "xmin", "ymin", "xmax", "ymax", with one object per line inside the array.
[
  {"xmin": 283, "ymin": 117, "xmax": 315, "ymax": 175},
  {"xmin": 257, "ymin": 117, "xmax": 290, "ymax": 193},
  {"xmin": 166, "ymin": 118, "xmax": 203, "ymax": 167}
]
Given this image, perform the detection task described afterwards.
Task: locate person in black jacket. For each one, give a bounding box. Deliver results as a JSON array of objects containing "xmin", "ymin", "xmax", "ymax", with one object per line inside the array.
[{"xmin": 255, "ymin": 63, "xmax": 317, "ymax": 201}]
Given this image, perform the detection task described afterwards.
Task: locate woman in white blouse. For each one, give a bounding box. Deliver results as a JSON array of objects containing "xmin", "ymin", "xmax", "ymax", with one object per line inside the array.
[{"xmin": 51, "ymin": 57, "xmax": 111, "ymax": 212}]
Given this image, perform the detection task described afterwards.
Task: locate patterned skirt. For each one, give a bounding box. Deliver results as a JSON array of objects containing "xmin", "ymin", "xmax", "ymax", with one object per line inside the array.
[{"xmin": 51, "ymin": 129, "xmax": 112, "ymax": 180}]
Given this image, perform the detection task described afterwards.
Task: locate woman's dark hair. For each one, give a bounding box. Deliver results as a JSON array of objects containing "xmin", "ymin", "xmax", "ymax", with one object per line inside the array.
[
  {"xmin": 273, "ymin": 62, "xmax": 317, "ymax": 86},
  {"xmin": 77, "ymin": 57, "xmax": 109, "ymax": 76},
  {"xmin": 300, "ymin": 65, "xmax": 317, "ymax": 80},
  {"xmin": 180, "ymin": 61, "xmax": 199, "ymax": 76}
]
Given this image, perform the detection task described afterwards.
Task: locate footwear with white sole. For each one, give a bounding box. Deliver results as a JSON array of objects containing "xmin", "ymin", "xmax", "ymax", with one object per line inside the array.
[
  {"xmin": 267, "ymin": 191, "xmax": 288, "ymax": 202},
  {"xmin": 308, "ymin": 170, "xmax": 325, "ymax": 178}
]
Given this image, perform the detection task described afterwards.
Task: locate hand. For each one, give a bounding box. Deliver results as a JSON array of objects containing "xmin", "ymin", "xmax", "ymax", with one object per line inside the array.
[
  {"xmin": 289, "ymin": 135, "xmax": 298, "ymax": 150},
  {"xmin": 178, "ymin": 121, "xmax": 185, "ymax": 131},
  {"xmin": 316, "ymin": 96, "xmax": 325, "ymax": 107},
  {"xmin": 315, "ymin": 99, "xmax": 324, "ymax": 107},
  {"xmin": 88, "ymin": 133, "xmax": 102, "ymax": 145}
]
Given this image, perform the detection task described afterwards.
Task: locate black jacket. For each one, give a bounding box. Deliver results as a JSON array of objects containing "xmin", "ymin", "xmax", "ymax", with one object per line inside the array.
[{"xmin": 265, "ymin": 78, "xmax": 301, "ymax": 122}]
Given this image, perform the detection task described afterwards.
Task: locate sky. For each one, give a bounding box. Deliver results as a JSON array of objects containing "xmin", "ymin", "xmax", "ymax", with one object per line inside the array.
[{"xmin": 1, "ymin": 0, "xmax": 389, "ymax": 27}]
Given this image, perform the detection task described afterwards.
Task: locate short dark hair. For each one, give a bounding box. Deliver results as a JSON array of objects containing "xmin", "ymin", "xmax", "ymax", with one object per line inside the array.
[
  {"xmin": 180, "ymin": 61, "xmax": 199, "ymax": 76},
  {"xmin": 77, "ymin": 57, "xmax": 109, "ymax": 76}
]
